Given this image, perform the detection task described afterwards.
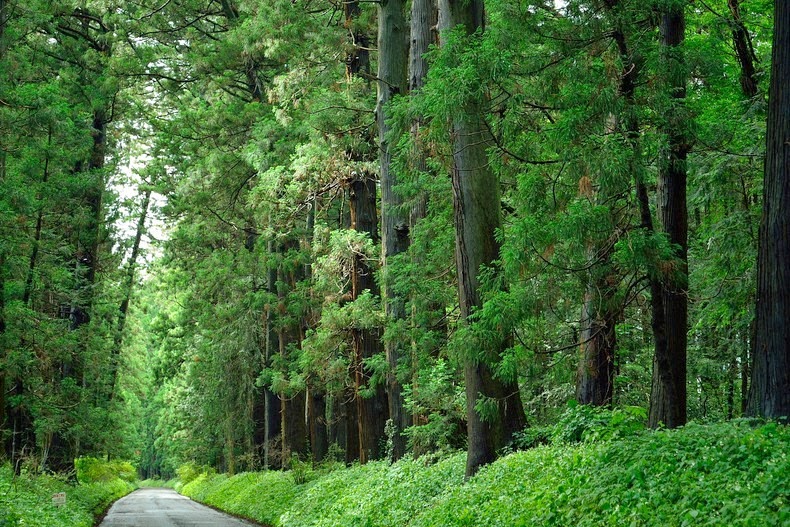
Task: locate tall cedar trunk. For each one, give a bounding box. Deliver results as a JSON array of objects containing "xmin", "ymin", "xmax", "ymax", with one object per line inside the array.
[
  {"xmin": 308, "ymin": 389, "xmax": 328, "ymax": 463},
  {"xmin": 349, "ymin": 174, "xmax": 388, "ymax": 463},
  {"xmin": 0, "ymin": 250, "xmax": 5, "ymax": 446},
  {"xmin": 408, "ymin": 0, "xmax": 442, "ymax": 439},
  {"xmin": 110, "ymin": 189, "xmax": 151, "ymax": 399},
  {"xmin": 261, "ymin": 238, "xmax": 281, "ymax": 468},
  {"xmin": 345, "ymin": 0, "xmax": 370, "ymax": 78},
  {"xmin": 576, "ymin": 57, "xmax": 623, "ymax": 405},
  {"xmin": 378, "ymin": 0, "xmax": 410, "ymax": 461},
  {"xmin": 278, "ymin": 250, "xmax": 308, "ymax": 463},
  {"xmin": 576, "ymin": 277, "xmax": 617, "ymax": 406},
  {"xmin": 303, "ymin": 203, "xmax": 328, "ymax": 463},
  {"xmin": 746, "ymin": 1, "xmax": 790, "ymax": 419},
  {"xmin": 438, "ymin": 0, "xmax": 527, "ymax": 478},
  {"xmin": 649, "ymin": 7, "xmax": 689, "ymax": 429},
  {"xmin": 728, "ymin": 0, "xmax": 759, "ymax": 99},
  {"xmin": 343, "ymin": 388, "xmax": 360, "ymax": 464}
]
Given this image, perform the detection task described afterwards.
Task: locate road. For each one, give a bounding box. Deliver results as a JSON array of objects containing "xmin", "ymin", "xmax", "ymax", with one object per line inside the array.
[{"xmin": 98, "ymin": 488, "xmax": 257, "ymax": 527}]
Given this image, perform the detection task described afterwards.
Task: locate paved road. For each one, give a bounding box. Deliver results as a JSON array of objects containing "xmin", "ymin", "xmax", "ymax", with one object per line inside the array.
[{"xmin": 99, "ymin": 488, "xmax": 256, "ymax": 527}]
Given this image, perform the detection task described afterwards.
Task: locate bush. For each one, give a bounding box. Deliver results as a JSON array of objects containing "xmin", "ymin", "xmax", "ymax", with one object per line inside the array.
[
  {"xmin": 75, "ymin": 457, "xmax": 137, "ymax": 484},
  {"xmin": 550, "ymin": 402, "xmax": 647, "ymax": 444},
  {"xmin": 0, "ymin": 463, "xmax": 135, "ymax": 527}
]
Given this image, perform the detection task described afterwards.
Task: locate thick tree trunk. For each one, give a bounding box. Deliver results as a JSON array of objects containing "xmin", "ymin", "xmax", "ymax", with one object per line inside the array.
[
  {"xmin": 344, "ymin": 0, "xmax": 370, "ymax": 79},
  {"xmin": 308, "ymin": 388, "xmax": 328, "ymax": 463},
  {"xmin": 343, "ymin": 387, "xmax": 360, "ymax": 464},
  {"xmin": 576, "ymin": 278, "xmax": 617, "ymax": 406},
  {"xmin": 407, "ymin": 0, "xmax": 442, "ymax": 439},
  {"xmin": 438, "ymin": 0, "xmax": 526, "ymax": 479},
  {"xmin": 278, "ymin": 254, "xmax": 308, "ymax": 463},
  {"xmin": 746, "ymin": 1, "xmax": 790, "ymax": 419},
  {"xmin": 0, "ymin": 251, "xmax": 6, "ymax": 444},
  {"xmin": 649, "ymin": 7, "xmax": 689, "ymax": 429},
  {"xmin": 378, "ymin": 0, "xmax": 410, "ymax": 461},
  {"xmin": 349, "ymin": 173, "xmax": 388, "ymax": 463}
]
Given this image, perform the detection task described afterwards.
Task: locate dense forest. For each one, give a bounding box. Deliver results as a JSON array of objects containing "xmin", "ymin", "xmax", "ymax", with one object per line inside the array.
[{"xmin": 0, "ymin": 0, "xmax": 788, "ymax": 491}]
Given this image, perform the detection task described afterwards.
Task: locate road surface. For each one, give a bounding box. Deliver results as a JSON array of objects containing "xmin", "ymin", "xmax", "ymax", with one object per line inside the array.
[{"xmin": 98, "ymin": 488, "xmax": 257, "ymax": 527}]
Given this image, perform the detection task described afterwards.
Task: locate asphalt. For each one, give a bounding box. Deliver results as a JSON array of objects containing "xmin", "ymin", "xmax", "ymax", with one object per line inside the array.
[{"xmin": 98, "ymin": 488, "xmax": 257, "ymax": 527}]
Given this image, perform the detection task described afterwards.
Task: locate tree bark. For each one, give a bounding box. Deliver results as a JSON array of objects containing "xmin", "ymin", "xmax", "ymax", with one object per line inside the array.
[
  {"xmin": 728, "ymin": 0, "xmax": 759, "ymax": 99},
  {"xmin": 344, "ymin": 0, "xmax": 370, "ymax": 79},
  {"xmin": 649, "ymin": 6, "xmax": 689, "ymax": 429},
  {"xmin": 278, "ymin": 250, "xmax": 308, "ymax": 463},
  {"xmin": 438, "ymin": 0, "xmax": 526, "ymax": 479},
  {"xmin": 308, "ymin": 388, "xmax": 328, "ymax": 463},
  {"xmin": 0, "ymin": 250, "xmax": 6, "ymax": 446},
  {"xmin": 576, "ymin": 276, "xmax": 617, "ymax": 406},
  {"xmin": 349, "ymin": 173, "xmax": 388, "ymax": 463},
  {"xmin": 746, "ymin": 1, "xmax": 790, "ymax": 419},
  {"xmin": 378, "ymin": 0, "xmax": 410, "ymax": 461}
]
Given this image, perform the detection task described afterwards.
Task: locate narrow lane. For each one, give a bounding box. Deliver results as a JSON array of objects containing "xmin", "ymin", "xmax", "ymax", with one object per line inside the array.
[{"xmin": 99, "ymin": 488, "xmax": 257, "ymax": 527}]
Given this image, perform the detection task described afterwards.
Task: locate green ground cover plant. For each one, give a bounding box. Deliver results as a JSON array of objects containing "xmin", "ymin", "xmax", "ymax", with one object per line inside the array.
[
  {"xmin": 177, "ymin": 421, "xmax": 788, "ymax": 527},
  {"xmin": 0, "ymin": 459, "xmax": 136, "ymax": 527}
]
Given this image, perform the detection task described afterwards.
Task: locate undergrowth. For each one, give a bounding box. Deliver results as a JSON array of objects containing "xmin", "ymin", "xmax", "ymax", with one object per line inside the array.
[
  {"xmin": 177, "ymin": 419, "xmax": 788, "ymax": 527},
  {"xmin": 0, "ymin": 458, "xmax": 136, "ymax": 527}
]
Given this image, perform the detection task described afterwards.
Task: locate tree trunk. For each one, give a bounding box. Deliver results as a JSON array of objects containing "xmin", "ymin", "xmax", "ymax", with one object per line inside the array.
[
  {"xmin": 278, "ymin": 253, "xmax": 308, "ymax": 463},
  {"xmin": 576, "ymin": 278, "xmax": 617, "ymax": 406},
  {"xmin": 378, "ymin": 0, "xmax": 410, "ymax": 462},
  {"xmin": 746, "ymin": 1, "xmax": 790, "ymax": 419},
  {"xmin": 728, "ymin": 0, "xmax": 759, "ymax": 99},
  {"xmin": 438, "ymin": 0, "xmax": 526, "ymax": 479},
  {"xmin": 0, "ymin": 250, "xmax": 6, "ymax": 445},
  {"xmin": 308, "ymin": 388, "xmax": 328, "ymax": 463},
  {"xmin": 349, "ymin": 173, "xmax": 388, "ymax": 463},
  {"xmin": 111, "ymin": 189, "xmax": 151, "ymax": 399},
  {"xmin": 649, "ymin": 7, "xmax": 689, "ymax": 429}
]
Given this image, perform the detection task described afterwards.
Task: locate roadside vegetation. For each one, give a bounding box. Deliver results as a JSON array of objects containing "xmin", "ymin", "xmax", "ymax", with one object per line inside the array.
[
  {"xmin": 0, "ymin": 458, "xmax": 136, "ymax": 527},
  {"xmin": 176, "ymin": 418, "xmax": 789, "ymax": 527}
]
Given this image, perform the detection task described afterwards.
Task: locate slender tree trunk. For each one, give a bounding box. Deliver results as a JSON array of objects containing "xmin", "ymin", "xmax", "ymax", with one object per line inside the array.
[
  {"xmin": 378, "ymin": 0, "xmax": 410, "ymax": 461},
  {"xmin": 649, "ymin": 7, "xmax": 689, "ymax": 429},
  {"xmin": 349, "ymin": 173, "xmax": 388, "ymax": 463},
  {"xmin": 438, "ymin": 0, "xmax": 526, "ymax": 479},
  {"xmin": 746, "ymin": 1, "xmax": 790, "ymax": 419},
  {"xmin": 728, "ymin": 0, "xmax": 759, "ymax": 99},
  {"xmin": 110, "ymin": 189, "xmax": 151, "ymax": 399},
  {"xmin": 23, "ymin": 127, "xmax": 52, "ymax": 306}
]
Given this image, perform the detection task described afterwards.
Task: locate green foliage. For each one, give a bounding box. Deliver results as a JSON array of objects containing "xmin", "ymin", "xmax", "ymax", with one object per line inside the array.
[
  {"xmin": 0, "ymin": 463, "xmax": 135, "ymax": 527},
  {"xmin": 551, "ymin": 403, "xmax": 647, "ymax": 444},
  {"xmin": 412, "ymin": 421, "xmax": 788, "ymax": 527},
  {"xmin": 174, "ymin": 422, "xmax": 788, "ymax": 527},
  {"xmin": 279, "ymin": 454, "xmax": 466, "ymax": 527},
  {"xmin": 180, "ymin": 469, "xmax": 298, "ymax": 526},
  {"xmin": 74, "ymin": 457, "xmax": 137, "ymax": 484}
]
